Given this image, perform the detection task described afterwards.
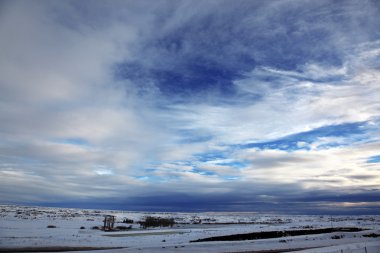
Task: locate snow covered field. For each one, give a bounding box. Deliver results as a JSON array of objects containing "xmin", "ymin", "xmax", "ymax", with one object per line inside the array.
[{"xmin": 0, "ymin": 205, "xmax": 379, "ymax": 253}]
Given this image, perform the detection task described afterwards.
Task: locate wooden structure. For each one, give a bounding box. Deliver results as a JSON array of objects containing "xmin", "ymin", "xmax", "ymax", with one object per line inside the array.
[{"xmin": 103, "ymin": 215, "xmax": 116, "ymax": 231}]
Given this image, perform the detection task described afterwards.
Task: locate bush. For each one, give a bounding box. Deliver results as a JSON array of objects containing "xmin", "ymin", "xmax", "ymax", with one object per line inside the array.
[
  {"xmin": 139, "ymin": 216, "xmax": 175, "ymax": 228},
  {"xmin": 331, "ymin": 235, "xmax": 343, "ymax": 239},
  {"xmin": 80, "ymin": 226, "xmax": 85, "ymax": 229},
  {"xmin": 47, "ymin": 225, "xmax": 56, "ymax": 228},
  {"xmin": 123, "ymin": 218, "xmax": 134, "ymax": 224},
  {"xmin": 92, "ymin": 226, "xmax": 100, "ymax": 230}
]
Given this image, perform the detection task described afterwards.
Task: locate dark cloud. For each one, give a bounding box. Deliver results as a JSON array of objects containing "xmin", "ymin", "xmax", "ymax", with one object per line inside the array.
[
  {"xmin": 27, "ymin": 188, "xmax": 380, "ymax": 215},
  {"xmin": 115, "ymin": 0, "xmax": 380, "ymax": 100}
]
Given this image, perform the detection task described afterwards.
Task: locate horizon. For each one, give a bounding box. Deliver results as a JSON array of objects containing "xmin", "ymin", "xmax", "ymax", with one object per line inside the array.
[
  {"xmin": 3, "ymin": 202, "xmax": 380, "ymax": 216},
  {"xmin": 0, "ymin": 0, "xmax": 380, "ymax": 215}
]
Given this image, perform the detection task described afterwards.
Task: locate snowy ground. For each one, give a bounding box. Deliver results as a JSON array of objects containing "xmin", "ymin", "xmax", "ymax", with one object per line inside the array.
[{"xmin": 0, "ymin": 205, "xmax": 379, "ymax": 253}]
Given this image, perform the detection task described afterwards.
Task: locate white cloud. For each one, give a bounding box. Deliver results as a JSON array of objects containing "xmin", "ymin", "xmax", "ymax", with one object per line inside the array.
[
  {"xmin": 238, "ymin": 141, "xmax": 380, "ymax": 191},
  {"xmin": 0, "ymin": 1, "xmax": 173, "ymax": 200},
  {"xmin": 0, "ymin": 0, "xmax": 379, "ymax": 206},
  {"xmin": 173, "ymin": 53, "xmax": 380, "ymax": 144}
]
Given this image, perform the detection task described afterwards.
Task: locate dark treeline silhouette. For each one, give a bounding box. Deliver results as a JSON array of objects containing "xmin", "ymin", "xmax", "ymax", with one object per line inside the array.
[{"xmin": 139, "ymin": 216, "xmax": 175, "ymax": 228}]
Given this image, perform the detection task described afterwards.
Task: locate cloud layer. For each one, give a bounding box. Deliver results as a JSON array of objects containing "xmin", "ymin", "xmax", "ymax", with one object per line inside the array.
[{"xmin": 0, "ymin": 0, "xmax": 379, "ymax": 214}]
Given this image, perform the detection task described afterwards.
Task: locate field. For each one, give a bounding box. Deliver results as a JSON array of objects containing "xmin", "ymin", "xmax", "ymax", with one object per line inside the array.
[{"xmin": 0, "ymin": 205, "xmax": 379, "ymax": 253}]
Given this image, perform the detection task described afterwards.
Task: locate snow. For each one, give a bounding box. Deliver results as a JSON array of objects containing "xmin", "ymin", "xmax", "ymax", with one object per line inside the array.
[{"xmin": 0, "ymin": 205, "xmax": 379, "ymax": 252}]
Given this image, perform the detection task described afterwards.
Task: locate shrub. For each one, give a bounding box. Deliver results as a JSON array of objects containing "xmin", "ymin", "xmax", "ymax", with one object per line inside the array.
[
  {"xmin": 47, "ymin": 225, "xmax": 56, "ymax": 228},
  {"xmin": 92, "ymin": 226, "xmax": 100, "ymax": 230},
  {"xmin": 123, "ymin": 218, "xmax": 134, "ymax": 224},
  {"xmin": 331, "ymin": 235, "xmax": 343, "ymax": 239},
  {"xmin": 80, "ymin": 226, "xmax": 85, "ymax": 229},
  {"xmin": 139, "ymin": 216, "xmax": 175, "ymax": 228}
]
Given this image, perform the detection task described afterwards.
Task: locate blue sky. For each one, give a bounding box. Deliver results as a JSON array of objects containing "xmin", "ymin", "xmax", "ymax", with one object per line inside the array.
[{"xmin": 0, "ymin": 0, "xmax": 379, "ymax": 214}]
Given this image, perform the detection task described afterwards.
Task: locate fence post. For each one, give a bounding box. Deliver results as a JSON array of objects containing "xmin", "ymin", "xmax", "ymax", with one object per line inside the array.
[{"xmin": 364, "ymin": 246, "xmax": 367, "ymax": 253}]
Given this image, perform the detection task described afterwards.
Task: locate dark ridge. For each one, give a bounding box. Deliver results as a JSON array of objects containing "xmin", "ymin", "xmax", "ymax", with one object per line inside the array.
[
  {"xmin": 363, "ymin": 233, "xmax": 380, "ymax": 238},
  {"xmin": 190, "ymin": 227, "xmax": 365, "ymax": 242}
]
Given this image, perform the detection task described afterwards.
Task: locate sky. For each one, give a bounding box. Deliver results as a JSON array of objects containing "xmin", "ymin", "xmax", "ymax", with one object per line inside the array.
[{"xmin": 0, "ymin": 0, "xmax": 380, "ymax": 214}]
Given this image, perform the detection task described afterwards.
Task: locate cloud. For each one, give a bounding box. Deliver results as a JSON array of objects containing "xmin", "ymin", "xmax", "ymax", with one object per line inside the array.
[
  {"xmin": 0, "ymin": 0, "xmax": 379, "ymax": 213},
  {"xmin": 0, "ymin": 0, "xmax": 173, "ymax": 199},
  {"xmin": 238, "ymin": 140, "xmax": 380, "ymax": 190}
]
